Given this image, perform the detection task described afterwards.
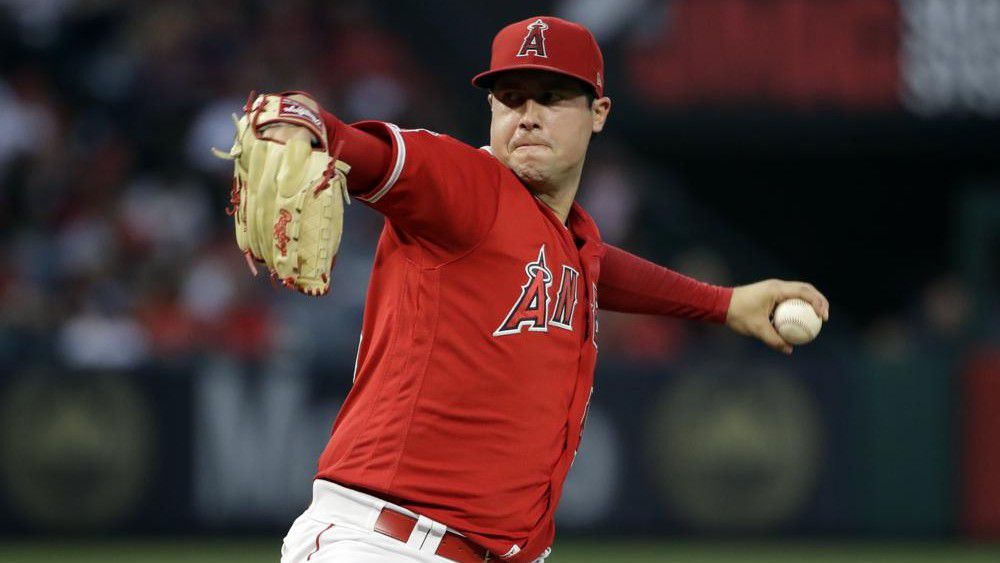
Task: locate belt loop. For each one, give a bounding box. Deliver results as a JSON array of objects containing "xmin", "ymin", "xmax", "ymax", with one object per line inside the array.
[
  {"xmin": 363, "ymin": 498, "xmax": 388, "ymax": 531},
  {"xmin": 421, "ymin": 520, "xmax": 447, "ymax": 554},
  {"xmin": 405, "ymin": 515, "xmax": 432, "ymax": 550}
]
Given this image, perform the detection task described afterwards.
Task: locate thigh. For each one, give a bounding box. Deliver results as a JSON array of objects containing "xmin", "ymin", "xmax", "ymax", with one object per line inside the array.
[{"xmin": 281, "ymin": 512, "xmax": 329, "ymax": 563}]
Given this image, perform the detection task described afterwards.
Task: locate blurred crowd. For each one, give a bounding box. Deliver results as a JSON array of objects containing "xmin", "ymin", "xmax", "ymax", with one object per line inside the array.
[
  {"xmin": 0, "ymin": 0, "xmax": 672, "ymax": 376},
  {"xmin": 0, "ymin": 0, "xmax": 992, "ymax": 381}
]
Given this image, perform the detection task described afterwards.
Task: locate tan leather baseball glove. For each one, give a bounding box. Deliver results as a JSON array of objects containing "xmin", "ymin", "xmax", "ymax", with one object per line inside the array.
[{"xmin": 213, "ymin": 92, "xmax": 350, "ymax": 296}]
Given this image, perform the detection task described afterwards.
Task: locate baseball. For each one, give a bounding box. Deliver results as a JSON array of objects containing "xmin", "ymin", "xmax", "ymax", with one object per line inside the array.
[{"xmin": 772, "ymin": 298, "xmax": 823, "ymax": 345}]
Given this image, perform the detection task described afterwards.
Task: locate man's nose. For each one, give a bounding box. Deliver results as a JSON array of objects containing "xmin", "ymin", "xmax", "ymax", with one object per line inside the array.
[{"xmin": 518, "ymin": 98, "xmax": 542, "ymax": 130}]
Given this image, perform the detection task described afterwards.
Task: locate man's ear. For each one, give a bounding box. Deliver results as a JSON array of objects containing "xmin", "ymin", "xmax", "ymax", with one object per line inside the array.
[
  {"xmin": 487, "ymin": 93, "xmax": 494, "ymax": 111},
  {"xmin": 592, "ymin": 96, "xmax": 611, "ymax": 133}
]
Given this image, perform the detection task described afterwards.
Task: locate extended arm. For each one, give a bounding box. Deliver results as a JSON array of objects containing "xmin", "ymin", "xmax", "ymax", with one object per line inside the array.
[
  {"xmin": 263, "ymin": 93, "xmax": 500, "ymax": 263},
  {"xmin": 598, "ymin": 244, "xmax": 732, "ymax": 322},
  {"xmin": 598, "ymin": 244, "xmax": 830, "ymax": 354}
]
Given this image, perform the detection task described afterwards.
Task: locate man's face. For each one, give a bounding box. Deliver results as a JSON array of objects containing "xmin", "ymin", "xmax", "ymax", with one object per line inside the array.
[{"xmin": 489, "ymin": 70, "xmax": 610, "ymax": 191}]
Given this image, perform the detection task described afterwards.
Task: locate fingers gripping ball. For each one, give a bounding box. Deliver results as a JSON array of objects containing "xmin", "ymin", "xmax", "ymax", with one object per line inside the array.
[
  {"xmin": 213, "ymin": 92, "xmax": 351, "ymax": 296},
  {"xmin": 772, "ymin": 298, "xmax": 823, "ymax": 345}
]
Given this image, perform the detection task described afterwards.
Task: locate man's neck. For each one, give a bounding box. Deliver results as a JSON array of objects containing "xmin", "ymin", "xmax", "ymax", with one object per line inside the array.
[
  {"xmin": 526, "ymin": 166, "xmax": 583, "ymax": 224},
  {"xmin": 533, "ymin": 187, "xmax": 576, "ymax": 224}
]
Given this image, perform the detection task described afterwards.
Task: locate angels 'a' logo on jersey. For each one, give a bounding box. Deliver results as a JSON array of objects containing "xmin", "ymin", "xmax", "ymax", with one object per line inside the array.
[
  {"xmin": 494, "ymin": 245, "xmax": 553, "ymax": 336},
  {"xmin": 517, "ymin": 18, "xmax": 549, "ymax": 58},
  {"xmin": 494, "ymin": 246, "xmax": 582, "ymax": 337}
]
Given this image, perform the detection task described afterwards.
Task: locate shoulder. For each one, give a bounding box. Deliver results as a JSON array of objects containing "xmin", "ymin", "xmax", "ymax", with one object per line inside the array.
[{"xmin": 355, "ymin": 121, "xmax": 495, "ymax": 159}]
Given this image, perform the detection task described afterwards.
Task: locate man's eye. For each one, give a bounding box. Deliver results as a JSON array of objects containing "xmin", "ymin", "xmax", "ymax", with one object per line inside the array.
[{"xmin": 498, "ymin": 92, "xmax": 524, "ymax": 106}]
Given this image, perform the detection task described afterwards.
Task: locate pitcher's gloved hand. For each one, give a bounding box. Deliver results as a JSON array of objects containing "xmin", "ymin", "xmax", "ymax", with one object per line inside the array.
[{"xmin": 213, "ymin": 91, "xmax": 350, "ymax": 296}]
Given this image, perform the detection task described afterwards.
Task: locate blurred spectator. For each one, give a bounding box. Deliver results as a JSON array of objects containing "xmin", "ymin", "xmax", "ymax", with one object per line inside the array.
[
  {"xmin": 0, "ymin": 75, "xmax": 57, "ymax": 177},
  {"xmin": 2, "ymin": 0, "xmax": 73, "ymax": 48},
  {"xmin": 186, "ymin": 97, "xmax": 245, "ymax": 175},
  {"xmin": 119, "ymin": 175, "xmax": 212, "ymax": 258},
  {"xmin": 555, "ymin": 0, "xmax": 646, "ymax": 42},
  {"xmin": 918, "ymin": 274, "xmax": 972, "ymax": 345},
  {"xmin": 58, "ymin": 300, "xmax": 149, "ymax": 370},
  {"xmin": 579, "ymin": 142, "xmax": 639, "ymax": 246},
  {"xmin": 862, "ymin": 272, "xmax": 973, "ymax": 365}
]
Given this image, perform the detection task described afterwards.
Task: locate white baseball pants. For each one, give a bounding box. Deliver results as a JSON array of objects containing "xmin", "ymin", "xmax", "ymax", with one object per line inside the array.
[{"xmin": 280, "ymin": 479, "xmax": 550, "ymax": 563}]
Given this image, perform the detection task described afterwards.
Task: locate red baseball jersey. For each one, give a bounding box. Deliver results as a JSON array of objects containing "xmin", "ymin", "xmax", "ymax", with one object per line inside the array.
[{"xmin": 316, "ymin": 122, "xmax": 603, "ymax": 561}]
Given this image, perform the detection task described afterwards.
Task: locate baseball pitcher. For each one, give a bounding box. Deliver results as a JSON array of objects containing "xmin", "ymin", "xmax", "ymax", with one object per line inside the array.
[{"xmin": 216, "ymin": 16, "xmax": 830, "ymax": 563}]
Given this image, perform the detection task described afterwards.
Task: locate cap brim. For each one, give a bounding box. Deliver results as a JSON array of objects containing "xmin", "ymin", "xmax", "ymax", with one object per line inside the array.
[{"xmin": 471, "ymin": 64, "xmax": 598, "ymax": 96}]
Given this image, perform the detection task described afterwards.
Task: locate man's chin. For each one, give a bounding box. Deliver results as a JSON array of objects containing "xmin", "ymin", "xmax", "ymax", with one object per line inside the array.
[{"xmin": 512, "ymin": 165, "xmax": 551, "ymax": 188}]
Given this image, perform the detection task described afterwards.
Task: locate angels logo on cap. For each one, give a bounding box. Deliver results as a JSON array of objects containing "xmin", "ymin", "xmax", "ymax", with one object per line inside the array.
[
  {"xmin": 472, "ymin": 16, "xmax": 606, "ymax": 98},
  {"xmin": 517, "ymin": 19, "xmax": 549, "ymax": 58}
]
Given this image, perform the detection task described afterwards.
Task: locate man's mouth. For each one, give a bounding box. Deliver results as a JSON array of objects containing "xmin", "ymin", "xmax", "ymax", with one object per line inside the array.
[{"xmin": 512, "ymin": 142, "xmax": 547, "ymax": 150}]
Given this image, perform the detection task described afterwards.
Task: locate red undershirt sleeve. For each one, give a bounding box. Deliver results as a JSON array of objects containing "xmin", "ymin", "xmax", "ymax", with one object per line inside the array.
[
  {"xmin": 320, "ymin": 109, "xmax": 392, "ymax": 195},
  {"xmin": 598, "ymin": 244, "xmax": 734, "ymax": 324}
]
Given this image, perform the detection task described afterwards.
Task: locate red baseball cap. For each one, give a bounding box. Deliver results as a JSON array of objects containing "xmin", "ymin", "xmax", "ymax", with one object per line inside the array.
[{"xmin": 472, "ymin": 16, "xmax": 605, "ymax": 98}]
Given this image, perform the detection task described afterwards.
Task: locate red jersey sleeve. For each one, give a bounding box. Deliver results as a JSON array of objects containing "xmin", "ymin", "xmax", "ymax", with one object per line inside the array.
[
  {"xmin": 346, "ymin": 120, "xmax": 501, "ymax": 263},
  {"xmin": 598, "ymin": 244, "xmax": 733, "ymax": 323}
]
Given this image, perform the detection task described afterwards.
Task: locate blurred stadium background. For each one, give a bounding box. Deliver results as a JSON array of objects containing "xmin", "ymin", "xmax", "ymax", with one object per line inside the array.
[{"xmin": 1, "ymin": 0, "xmax": 998, "ymax": 561}]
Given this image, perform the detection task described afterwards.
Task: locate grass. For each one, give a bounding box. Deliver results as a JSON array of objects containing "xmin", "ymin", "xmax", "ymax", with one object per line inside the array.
[{"xmin": 1, "ymin": 538, "xmax": 999, "ymax": 562}]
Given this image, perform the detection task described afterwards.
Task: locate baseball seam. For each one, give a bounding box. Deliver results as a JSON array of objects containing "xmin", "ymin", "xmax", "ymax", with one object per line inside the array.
[{"xmin": 775, "ymin": 316, "xmax": 817, "ymax": 339}]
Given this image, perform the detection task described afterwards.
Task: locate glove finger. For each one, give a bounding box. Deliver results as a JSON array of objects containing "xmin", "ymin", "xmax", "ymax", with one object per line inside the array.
[
  {"xmin": 241, "ymin": 140, "xmax": 263, "ymax": 258},
  {"xmin": 234, "ymin": 174, "xmax": 250, "ymax": 254},
  {"xmin": 244, "ymin": 136, "xmax": 269, "ymax": 261},
  {"xmin": 233, "ymin": 115, "xmax": 252, "ymax": 176},
  {"xmin": 290, "ymin": 178, "xmax": 340, "ymax": 294},
  {"xmin": 277, "ymin": 136, "xmax": 311, "ymax": 199},
  {"xmin": 257, "ymin": 143, "xmax": 284, "ymax": 270}
]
